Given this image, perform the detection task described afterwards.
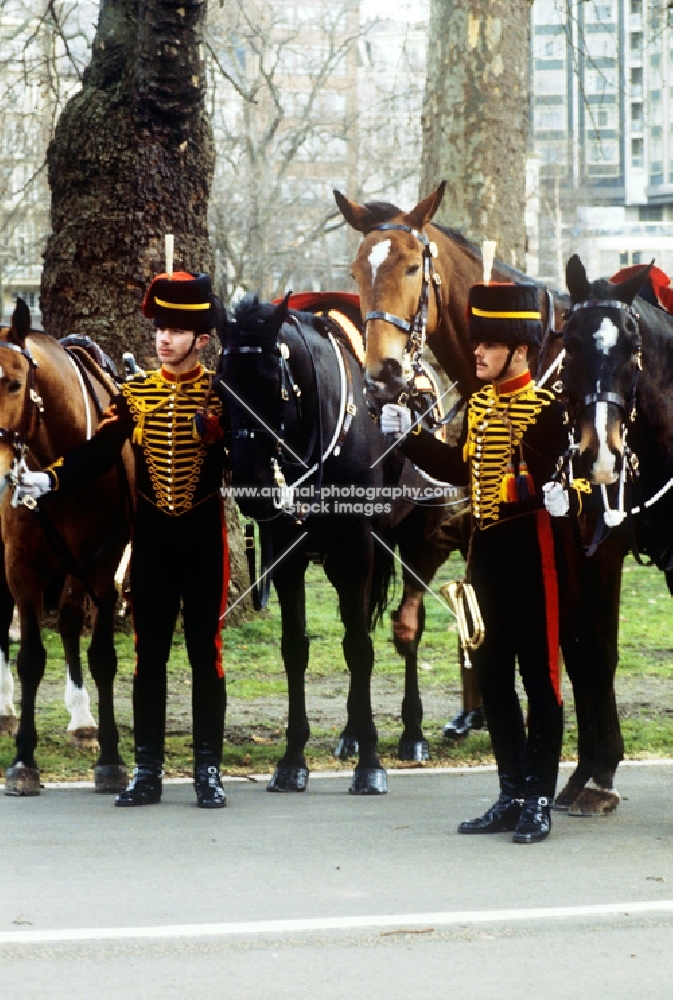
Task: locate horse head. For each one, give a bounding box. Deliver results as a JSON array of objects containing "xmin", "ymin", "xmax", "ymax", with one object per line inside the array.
[
  {"xmin": 215, "ymin": 293, "xmax": 310, "ymax": 520},
  {"xmin": 0, "ymin": 299, "xmax": 43, "ymax": 501},
  {"xmin": 562, "ymin": 254, "xmax": 650, "ymax": 485},
  {"xmin": 335, "ymin": 183, "xmax": 447, "ymax": 405}
]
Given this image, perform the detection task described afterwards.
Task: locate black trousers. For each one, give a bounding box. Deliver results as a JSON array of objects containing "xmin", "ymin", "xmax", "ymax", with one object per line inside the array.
[
  {"xmin": 129, "ymin": 494, "xmax": 229, "ymax": 765},
  {"xmin": 470, "ymin": 509, "xmax": 562, "ymax": 798}
]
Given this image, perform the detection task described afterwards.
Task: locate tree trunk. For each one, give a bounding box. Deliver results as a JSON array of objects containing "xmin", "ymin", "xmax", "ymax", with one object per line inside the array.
[
  {"xmin": 40, "ymin": 0, "xmax": 252, "ymax": 623},
  {"xmin": 41, "ymin": 0, "xmax": 214, "ymax": 372},
  {"xmin": 420, "ymin": 0, "xmax": 532, "ymax": 270}
]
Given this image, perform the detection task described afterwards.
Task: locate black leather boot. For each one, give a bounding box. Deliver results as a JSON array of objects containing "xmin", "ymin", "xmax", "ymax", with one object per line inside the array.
[
  {"xmin": 194, "ymin": 745, "xmax": 226, "ymax": 809},
  {"xmin": 442, "ymin": 706, "xmax": 486, "ymax": 741},
  {"xmin": 115, "ymin": 750, "xmax": 162, "ymax": 808},
  {"xmin": 458, "ymin": 775, "xmax": 523, "ymax": 833},
  {"xmin": 513, "ymin": 705, "xmax": 563, "ymax": 843},
  {"xmin": 513, "ymin": 796, "xmax": 552, "ymax": 843}
]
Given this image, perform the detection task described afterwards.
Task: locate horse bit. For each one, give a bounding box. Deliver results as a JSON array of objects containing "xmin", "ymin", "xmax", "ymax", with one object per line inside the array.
[
  {"xmin": 364, "ymin": 223, "xmax": 442, "ymax": 404},
  {"xmin": 0, "ymin": 341, "xmax": 44, "ymax": 508}
]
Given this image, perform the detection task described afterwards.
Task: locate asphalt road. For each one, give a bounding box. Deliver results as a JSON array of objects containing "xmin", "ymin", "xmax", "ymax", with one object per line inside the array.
[{"xmin": 1, "ymin": 761, "xmax": 673, "ymax": 999}]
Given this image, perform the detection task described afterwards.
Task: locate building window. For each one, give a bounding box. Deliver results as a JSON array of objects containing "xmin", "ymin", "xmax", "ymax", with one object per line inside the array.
[
  {"xmin": 630, "ymin": 66, "xmax": 643, "ymax": 97},
  {"xmin": 630, "ymin": 32, "xmax": 643, "ymax": 54},
  {"xmin": 631, "ymin": 102, "xmax": 643, "ymax": 129},
  {"xmin": 630, "ymin": 0, "xmax": 642, "ymax": 15},
  {"xmin": 631, "ymin": 137, "xmax": 644, "ymax": 168},
  {"xmin": 639, "ymin": 206, "xmax": 663, "ymax": 222}
]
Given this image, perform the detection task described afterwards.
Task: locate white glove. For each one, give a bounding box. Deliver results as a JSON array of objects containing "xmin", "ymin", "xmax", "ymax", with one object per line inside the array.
[
  {"xmin": 11, "ymin": 470, "xmax": 51, "ymax": 508},
  {"xmin": 380, "ymin": 403, "xmax": 413, "ymax": 437},
  {"xmin": 542, "ymin": 481, "xmax": 569, "ymax": 517}
]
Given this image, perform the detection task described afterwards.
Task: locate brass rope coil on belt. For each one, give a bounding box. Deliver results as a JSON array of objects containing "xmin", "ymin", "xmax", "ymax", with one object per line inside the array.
[{"xmin": 440, "ymin": 580, "xmax": 485, "ymax": 668}]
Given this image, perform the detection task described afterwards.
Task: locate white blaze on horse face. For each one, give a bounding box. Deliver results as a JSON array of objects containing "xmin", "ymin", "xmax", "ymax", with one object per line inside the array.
[
  {"xmin": 368, "ymin": 239, "xmax": 391, "ymax": 286},
  {"xmin": 592, "ymin": 400, "xmax": 618, "ymax": 482},
  {"xmin": 594, "ymin": 317, "xmax": 619, "ymax": 355}
]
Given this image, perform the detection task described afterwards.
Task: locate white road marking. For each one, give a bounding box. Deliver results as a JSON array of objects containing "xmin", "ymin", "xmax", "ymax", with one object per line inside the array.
[{"xmin": 2, "ymin": 900, "xmax": 673, "ymax": 946}]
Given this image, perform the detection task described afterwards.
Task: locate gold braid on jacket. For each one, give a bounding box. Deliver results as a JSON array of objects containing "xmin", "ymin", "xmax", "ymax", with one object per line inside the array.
[
  {"xmin": 121, "ymin": 367, "xmax": 222, "ymax": 515},
  {"xmin": 463, "ymin": 379, "xmax": 555, "ymax": 525}
]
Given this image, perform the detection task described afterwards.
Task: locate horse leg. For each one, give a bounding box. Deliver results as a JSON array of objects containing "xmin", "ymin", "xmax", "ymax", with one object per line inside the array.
[
  {"xmin": 267, "ymin": 552, "xmax": 311, "ymax": 792},
  {"xmin": 392, "ymin": 590, "xmax": 428, "ymax": 761},
  {"xmin": 58, "ymin": 581, "xmax": 98, "ymax": 750},
  {"xmin": 5, "ymin": 602, "xmax": 45, "ymax": 796},
  {"xmin": 87, "ymin": 587, "xmax": 128, "ymax": 793},
  {"xmin": 326, "ymin": 526, "xmax": 386, "ymax": 795},
  {"xmin": 554, "ymin": 524, "xmax": 625, "ymax": 815},
  {"xmin": 0, "ymin": 580, "xmax": 18, "ymax": 738}
]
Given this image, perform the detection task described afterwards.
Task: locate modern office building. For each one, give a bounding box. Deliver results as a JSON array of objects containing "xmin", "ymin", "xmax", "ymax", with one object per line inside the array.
[{"xmin": 531, "ymin": 0, "xmax": 673, "ymax": 287}]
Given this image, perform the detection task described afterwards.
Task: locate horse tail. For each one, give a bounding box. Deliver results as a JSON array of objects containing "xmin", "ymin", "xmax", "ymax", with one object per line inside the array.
[{"xmin": 368, "ymin": 526, "xmax": 395, "ymax": 630}]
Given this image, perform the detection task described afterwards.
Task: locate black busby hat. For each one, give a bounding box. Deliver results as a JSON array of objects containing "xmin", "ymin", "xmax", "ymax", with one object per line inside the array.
[
  {"xmin": 141, "ymin": 271, "xmax": 214, "ymax": 333},
  {"xmin": 468, "ymin": 283, "xmax": 543, "ymax": 348}
]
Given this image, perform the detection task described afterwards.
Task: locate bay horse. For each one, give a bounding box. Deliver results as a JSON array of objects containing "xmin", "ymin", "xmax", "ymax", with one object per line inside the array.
[
  {"xmin": 216, "ymin": 294, "xmax": 401, "ymax": 793},
  {"xmin": 275, "ymin": 291, "xmax": 473, "ymax": 760},
  {"xmin": 0, "ymin": 299, "xmax": 132, "ymax": 795},
  {"xmin": 335, "ymin": 185, "xmax": 631, "ymax": 817}
]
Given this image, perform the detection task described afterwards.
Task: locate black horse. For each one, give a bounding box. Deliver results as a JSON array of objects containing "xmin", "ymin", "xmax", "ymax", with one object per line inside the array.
[
  {"xmin": 552, "ymin": 255, "xmax": 673, "ymax": 814},
  {"xmin": 215, "ymin": 294, "xmax": 401, "ymax": 794}
]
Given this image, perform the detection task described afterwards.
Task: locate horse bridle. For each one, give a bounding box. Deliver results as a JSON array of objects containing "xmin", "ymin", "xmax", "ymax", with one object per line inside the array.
[
  {"xmin": 0, "ymin": 341, "xmax": 43, "ymax": 451},
  {"xmin": 364, "ymin": 223, "xmax": 442, "ymax": 402},
  {"xmin": 565, "ymin": 299, "xmax": 642, "ymax": 426}
]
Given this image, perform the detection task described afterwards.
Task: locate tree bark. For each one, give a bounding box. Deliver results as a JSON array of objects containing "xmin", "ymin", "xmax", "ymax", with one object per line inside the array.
[
  {"xmin": 41, "ymin": 0, "xmax": 214, "ymax": 372},
  {"xmin": 420, "ymin": 0, "xmax": 532, "ymax": 270},
  {"xmin": 40, "ymin": 0, "xmax": 251, "ymax": 623}
]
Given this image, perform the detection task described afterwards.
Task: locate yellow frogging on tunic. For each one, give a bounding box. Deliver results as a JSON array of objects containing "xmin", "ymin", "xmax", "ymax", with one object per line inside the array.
[
  {"xmin": 464, "ymin": 381, "xmax": 554, "ymax": 525},
  {"xmin": 121, "ymin": 367, "xmax": 222, "ymax": 515}
]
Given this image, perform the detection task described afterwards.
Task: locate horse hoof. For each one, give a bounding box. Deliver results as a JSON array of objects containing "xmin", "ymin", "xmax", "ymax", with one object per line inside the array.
[
  {"xmin": 349, "ymin": 767, "xmax": 387, "ymax": 795},
  {"xmin": 552, "ymin": 774, "xmax": 588, "ymax": 811},
  {"xmin": 0, "ymin": 714, "xmax": 18, "ymax": 738},
  {"xmin": 398, "ymin": 739, "xmax": 429, "ymax": 762},
  {"xmin": 568, "ymin": 786, "xmax": 620, "ymax": 817},
  {"xmin": 94, "ymin": 764, "xmax": 129, "ymax": 794},
  {"xmin": 68, "ymin": 728, "xmax": 99, "ymax": 751},
  {"xmin": 267, "ymin": 765, "xmax": 309, "ymax": 792},
  {"xmin": 334, "ymin": 735, "xmax": 359, "ymax": 760},
  {"xmin": 5, "ymin": 764, "xmax": 41, "ymax": 796}
]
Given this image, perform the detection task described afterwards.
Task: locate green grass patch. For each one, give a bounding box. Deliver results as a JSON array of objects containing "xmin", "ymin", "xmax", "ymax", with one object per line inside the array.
[{"xmin": 0, "ymin": 553, "xmax": 672, "ymax": 782}]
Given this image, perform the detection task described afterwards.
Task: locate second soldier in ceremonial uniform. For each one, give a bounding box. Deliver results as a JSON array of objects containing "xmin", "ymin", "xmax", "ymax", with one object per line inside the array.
[
  {"xmin": 17, "ymin": 270, "xmax": 230, "ymax": 809},
  {"xmin": 381, "ymin": 282, "xmax": 567, "ymax": 843}
]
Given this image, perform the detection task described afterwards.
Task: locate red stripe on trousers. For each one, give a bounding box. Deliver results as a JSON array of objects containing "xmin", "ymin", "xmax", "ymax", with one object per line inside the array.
[{"xmin": 535, "ymin": 508, "xmax": 561, "ymax": 705}]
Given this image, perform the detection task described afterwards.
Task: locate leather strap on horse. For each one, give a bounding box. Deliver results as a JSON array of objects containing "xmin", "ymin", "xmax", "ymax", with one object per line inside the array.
[{"xmin": 244, "ymin": 521, "xmax": 273, "ymax": 610}]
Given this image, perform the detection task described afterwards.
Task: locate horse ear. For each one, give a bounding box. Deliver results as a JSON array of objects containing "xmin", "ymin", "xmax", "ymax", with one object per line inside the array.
[
  {"xmin": 612, "ymin": 261, "xmax": 654, "ymax": 306},
  {"xmin": 566, "ymin": 254, "xmax": 591, "ymax": 303},
  {"xmin": 405, "ymin": 181, "xmax": 446, "ymax": 230},
  {"xmin": 334, "ymin": 189, "xmax": 375, "ymax": 233},
  {"xmin": 271, "ymin": 292, "xmax": 291, "ymax": 337},
  {"xmin": 10, "ymin": 297, "xmax": 31, "ymax": 346}
]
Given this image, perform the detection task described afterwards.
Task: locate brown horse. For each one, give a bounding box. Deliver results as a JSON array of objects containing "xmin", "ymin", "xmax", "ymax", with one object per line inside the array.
[
  {"xmin": 0, "ymin": 299, "xmax": 133, "ymax": 795},
  {"xmin": 335, "ymin": 185, "xmax": 627, "ymax": 816}
]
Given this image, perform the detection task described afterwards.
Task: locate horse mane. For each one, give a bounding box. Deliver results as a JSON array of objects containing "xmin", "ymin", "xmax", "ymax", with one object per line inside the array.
[{"xmin": 362, "ymin": 201, "xmax": 404, "ymax": 226}]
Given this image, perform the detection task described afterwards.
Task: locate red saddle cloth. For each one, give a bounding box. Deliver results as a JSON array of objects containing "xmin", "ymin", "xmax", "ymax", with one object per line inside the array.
[{"xmin": 610, "ymin": 263, "xmax": 673, "ymax": 314}]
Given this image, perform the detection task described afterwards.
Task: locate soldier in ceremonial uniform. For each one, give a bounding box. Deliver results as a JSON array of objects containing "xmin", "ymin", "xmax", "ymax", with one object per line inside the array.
[
  {"xmin": 381, "ymin": 282, "xmax": 566, "ymax": 843},
  {"xmin": 16, "ymin": 271, "xmax": 230, "ymax": 809}
]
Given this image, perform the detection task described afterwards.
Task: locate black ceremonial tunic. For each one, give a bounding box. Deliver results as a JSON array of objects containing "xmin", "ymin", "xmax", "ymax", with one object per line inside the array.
[
  {"xmin": 47, "ymin": 364, "xmax": 229, "ymax": 761},
  {"xmin": 400, "ymin": 370, "xmax": 567, "ymax": 793}
]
